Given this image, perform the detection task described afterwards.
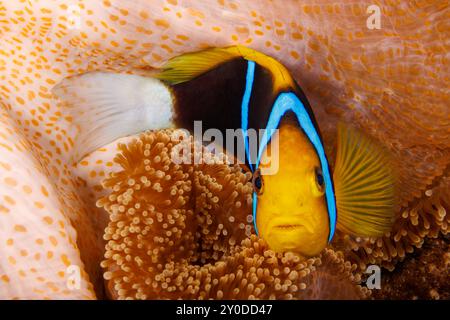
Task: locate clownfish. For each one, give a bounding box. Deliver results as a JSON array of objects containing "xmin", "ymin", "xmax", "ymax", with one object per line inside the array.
[{"xmin": 53, "ymin": 46, "xmax": 395, "ymax": 258}]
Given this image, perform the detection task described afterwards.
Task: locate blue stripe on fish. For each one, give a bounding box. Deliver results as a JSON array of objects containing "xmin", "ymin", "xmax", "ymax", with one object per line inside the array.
[
  {"xmin": 241, "ymin": 60, "xmax": 260, "ymax": 234},
  {"xmin": 241, "ymin": 60, "xmax": 256, "ymax": 172},
  {"xmin": 252, "ymin": 192, "xmax": 259, "ymax": 235}
]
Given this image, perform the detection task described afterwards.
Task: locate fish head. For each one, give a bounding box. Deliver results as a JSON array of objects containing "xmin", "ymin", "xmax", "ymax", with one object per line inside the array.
[{"xmin": 253, "ymin": 121, "xmax": 330, "ymax": 257}]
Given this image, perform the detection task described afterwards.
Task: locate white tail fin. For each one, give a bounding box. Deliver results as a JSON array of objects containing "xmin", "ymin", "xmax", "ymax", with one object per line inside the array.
[{"xmin": 52, "ymin": 72, "xmax": 174, "ymax": 163}]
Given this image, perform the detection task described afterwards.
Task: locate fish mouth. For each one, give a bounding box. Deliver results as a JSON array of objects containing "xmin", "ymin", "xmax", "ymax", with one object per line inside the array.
[
  {"xmin": 273, "ymin": 224, "xmax": 303, "ymax": 230},
  {"xmin": 266, "ymin": 217, "xmax": 313, "ymax": 234}
]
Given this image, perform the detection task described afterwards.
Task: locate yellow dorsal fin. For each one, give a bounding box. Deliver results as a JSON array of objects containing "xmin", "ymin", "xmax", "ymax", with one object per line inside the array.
[
  {"xmin": 153, "ymin": 47, "xmax": 239, "ymax": 84},
  {"xmin": 226, "ymin": 46, "xmax": 295, "ymax": 90},
  {"xmin": 333, "ymin": 123, "xmax": 396, "ymax": 237},
  {"xmin": 154, "ymin": 45, "xmax": 295, "ymax": 90}
]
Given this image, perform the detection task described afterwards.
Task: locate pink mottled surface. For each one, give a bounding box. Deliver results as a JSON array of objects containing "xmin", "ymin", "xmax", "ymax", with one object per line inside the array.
[{"xmin": 0, "ymin": 0, "xmax": 448, "ymax": 298}]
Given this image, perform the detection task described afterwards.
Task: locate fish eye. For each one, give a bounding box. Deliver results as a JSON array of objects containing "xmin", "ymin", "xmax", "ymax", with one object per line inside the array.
[
  {"xmin": 252, "ymin": 168, "xmax": 264, "ymax": 195},
  {"xmin": 314, "ymin": 167, "xmax": 325, "ymax": 193}
]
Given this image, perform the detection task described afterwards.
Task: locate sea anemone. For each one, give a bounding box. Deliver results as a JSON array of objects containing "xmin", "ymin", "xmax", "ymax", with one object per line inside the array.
[
  {"xmin": 98, "ymin": 130, "xmax": 368, "ymax": 300},
  {"xmin": 0, "ymin": 0, "xmax": 448, "ymax": 299},
  {"xmin": 374, "ymin": 236, "xmax": 449, "ymax": 300}
]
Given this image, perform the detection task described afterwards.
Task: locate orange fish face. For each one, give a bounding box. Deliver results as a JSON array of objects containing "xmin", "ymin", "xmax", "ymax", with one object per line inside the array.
[{"xmin": 256, "ymin": 123, "xmax": 329, "ymax": 257}]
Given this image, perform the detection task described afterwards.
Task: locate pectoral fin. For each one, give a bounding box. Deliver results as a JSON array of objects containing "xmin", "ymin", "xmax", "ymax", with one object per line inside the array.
[{"xmin": 333, "ymin": 123, "xmax": 396, "ymax": 237}]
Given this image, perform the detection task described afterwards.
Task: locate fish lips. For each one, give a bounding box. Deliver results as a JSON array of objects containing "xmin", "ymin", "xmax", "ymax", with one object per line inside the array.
[{"xmin": 266, "ymin": 216, "xmax": 314, "ymax": 236}]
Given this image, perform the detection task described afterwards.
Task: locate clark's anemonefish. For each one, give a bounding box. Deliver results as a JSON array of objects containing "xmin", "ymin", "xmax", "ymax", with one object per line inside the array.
[{"xmin": 53, "ymin": 46, "xmax": 395, "ymax": 258}]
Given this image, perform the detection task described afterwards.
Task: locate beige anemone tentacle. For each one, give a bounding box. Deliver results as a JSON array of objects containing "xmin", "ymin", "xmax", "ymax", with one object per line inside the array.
[{"xmin": 97, "ymin": 130, "xmax": 368, "ymax": 300}]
